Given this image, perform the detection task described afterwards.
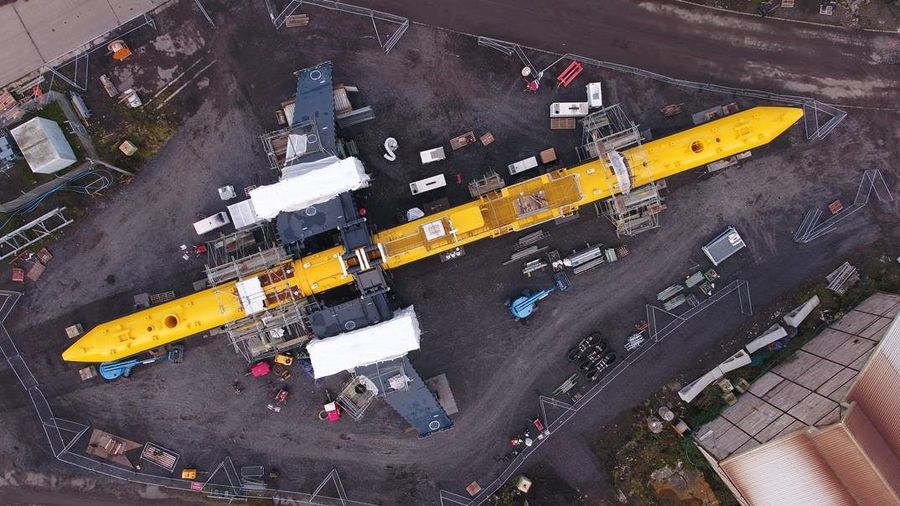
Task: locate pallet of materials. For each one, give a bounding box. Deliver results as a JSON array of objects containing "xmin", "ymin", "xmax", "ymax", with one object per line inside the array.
[
  {"xmin": 285, "ymin": 14, "xmax": 310, "ymax": 27},
  {"xmin": 550, "ymin": 117, "xmax": 576, "ymax": 130}
]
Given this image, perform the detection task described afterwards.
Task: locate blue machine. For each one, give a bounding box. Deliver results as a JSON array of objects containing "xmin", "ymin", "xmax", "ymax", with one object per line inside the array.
[
  {"xmin": 508, "ymin": 288, "xmax": 555, "ymax": 320},
  {"xmin": 99, "ymin": 345, "xmax": 184, "ymax": 380}
]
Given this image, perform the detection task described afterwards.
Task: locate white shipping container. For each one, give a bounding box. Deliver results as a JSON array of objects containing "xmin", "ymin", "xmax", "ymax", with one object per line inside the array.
[
  {"xmin": 586, "ymin": 82, "xmax": 603, "ymax": 108},
  {"xmin": 193, "ymin": 212, "xmax": 231, "ymax": 235},
  {"xmin": 550, "ymin": 102, "xmax": 589, "ymax": 118}
]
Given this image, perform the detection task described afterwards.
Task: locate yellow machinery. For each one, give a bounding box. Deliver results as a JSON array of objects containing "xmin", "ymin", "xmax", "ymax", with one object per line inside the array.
[{"xmin": 63, "ymin": 106, "xmax": 803, "ymax": 363}]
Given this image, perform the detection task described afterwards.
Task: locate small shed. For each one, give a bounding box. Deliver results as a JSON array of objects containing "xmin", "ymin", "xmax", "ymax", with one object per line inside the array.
[
  {"xmin": 702, "ymin": 226, "xmax": 746, "ymax": 266},
  {"xmin": 10, "ymin": 117, "xmax": 77, "ymax": 174}
]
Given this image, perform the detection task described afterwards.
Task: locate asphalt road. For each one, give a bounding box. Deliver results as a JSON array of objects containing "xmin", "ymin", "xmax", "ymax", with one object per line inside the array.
[{"xmin": 352, "ymin": 0, "xmax": 899, "ymax": 108}]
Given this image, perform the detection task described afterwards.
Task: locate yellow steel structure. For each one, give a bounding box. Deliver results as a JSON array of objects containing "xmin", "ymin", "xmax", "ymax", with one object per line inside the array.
[{"xmin": 63, "ymin": 106, "xmax": 803, "ymax": 363}]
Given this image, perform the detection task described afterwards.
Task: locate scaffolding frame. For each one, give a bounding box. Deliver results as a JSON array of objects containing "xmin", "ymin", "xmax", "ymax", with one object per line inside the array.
[
  {"xmin": 203, "ymin": 225, "xmax": 317, "ymax": 362},
  {"xmin": 601, "ymin": 182, "xmax": 666, "ymax": 237},
  {"xmin": 0, "ymin": 207, "xmax": 73, "ymax": 261},
  {"xmin": 336, "ymin": 374, "xmax": 378, "ymax": 420},
  {"xmin": 577, "ymin": 104, "xmax": 641, "ymax": 162},
  {"xmin": 205, "ymin": 225, "xmax": 287, "ymax": 286},
  {"xmin": 575, "ymin": 105, "xmax": 666, "ymax": 237},
  {"xmin": 260, "ymin": 118, "xmax": 323, "ymax": 170},
  {"xmin": 222, "ymin": 293, "xmax": 318, "ymax": 363}
]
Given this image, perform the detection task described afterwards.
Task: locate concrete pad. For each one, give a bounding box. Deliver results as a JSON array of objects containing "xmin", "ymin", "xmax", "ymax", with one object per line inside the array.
[
  {"xmin": 829, "ymin": 336, "xmax": 875, "ymax": 366},
  {"xmin": 848, "ymin": 348, "xmax": 875, "ymax": 371},
  {"xmin": 828, "ymin": 375, "xmax": 856, "ymax": 403},
  {"xmin": 859, "ymin": 317, "xmax": 893, "ymax": 341},
  {"xmin": 711, "ymin": 423, "xmax": 752, "ymax": 460},
  {"xmin": 734, "ymin": 399, "xmax": 783, "ymax": 437},
  {"xmin": 0, "ymin": 0, "xmax": 168, "ymax": 87},
  {"xmin": 748, "ymin": 371, "xmax": 784, "ymax": 397},
  {"xmin": 14, "ymin": 0, "xmax": 120, "ymax": 61},
  {"xmin": 787, "ymin": 392, "xmax": 838, "ymax": 425},
  {"xmin": 777, "ymin": 419, "xmax": 808, "ymax": 438},
  {"xmin": 721, "ymin": 393, "xmax": 765, "ymax": 424},
  {"xmin": 764, "ymin": 381, "xmax": 812, "ymax": 411},
  {"xmin": 816, "ymin": 407, "xmax": 841, "ymax": 425},
  {"xmin": 772, "ymin": 350, "xmax": 819, "ymax": 381},
  {"xmin": 0, "ymin": 5, "xmax": 44, "ymax": 85},
  {"xmin": 754, "ymin": 413, "xmax": 799, "ymax": 444},
  {"xmin": 697, "ymin": 417, "xmax": 746, "ymax": 460},
  {"xmin": 854, "ymin": 293, "xmax": 900, "ymax": 317},
  {"xmin": 793, "ymin": 358, "xmax": 844, "ymax": 391},
  {"xmin": 109, "ymin": 0, "xmax": 165, "ymax": 20},
  {"xmin": 802, "ymin": 328, "xmax": 852, "ymax": 357},
  {"xmin": 829, "ymin": 310, "xmax": 879, "ymax": 336},
  {"xmin": 816, "ymin": 368, "xmax": 857, "ymax": 398},
  {"xmin": 733, "ymin": 437, "xmax": 761, "ymax": 457}
]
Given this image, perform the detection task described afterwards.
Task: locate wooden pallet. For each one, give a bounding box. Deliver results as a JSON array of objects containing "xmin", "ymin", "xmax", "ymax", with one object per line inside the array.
[
  {"xmin": 550, "ymin": 117, "xmax": 576, "ymax": 130},
  {"xmin": 285, "ymin": 14, "xmax": 309, "ymax": 27},
  {"xmin": 449, "ymin": 131, "xmax": 476, "ymax": 150},
  {"xmin": 141, "ymin": 442, "xmax": 179, "ymax": 472}
]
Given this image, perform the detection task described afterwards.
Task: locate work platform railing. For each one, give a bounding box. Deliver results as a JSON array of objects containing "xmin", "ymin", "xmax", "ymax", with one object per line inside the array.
[{"xmin": 265, "ymin": 0, "xmax": 409, "ymax": 53}]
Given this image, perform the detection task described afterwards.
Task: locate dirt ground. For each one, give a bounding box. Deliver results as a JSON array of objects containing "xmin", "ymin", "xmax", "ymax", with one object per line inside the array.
[
  {"xmin": 0, "ymin": 1, "xmax": 897, "ymax": 505},
  {"xmin": 684, "ymin": 0, "xmax": 900, "ymax": 31}
]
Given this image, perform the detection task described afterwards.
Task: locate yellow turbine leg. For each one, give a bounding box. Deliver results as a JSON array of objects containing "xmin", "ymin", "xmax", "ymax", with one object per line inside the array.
[{"xmin": 62, "ymin": 106, "xmax": 802, "ymax": 363}]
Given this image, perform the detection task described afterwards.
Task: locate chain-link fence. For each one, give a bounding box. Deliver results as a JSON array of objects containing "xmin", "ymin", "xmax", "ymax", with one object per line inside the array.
[{"xmin": 0, "ymin": 291, "xmax": 375, "ymax": 506}]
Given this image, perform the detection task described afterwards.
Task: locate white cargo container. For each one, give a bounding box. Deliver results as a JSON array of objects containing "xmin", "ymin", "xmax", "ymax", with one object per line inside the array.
[
  {"xmin": 409, "ymin": 174, "xmax": 446, "ymax": 195},
  {"xmin": 419, "ymin": 147, "xmax": 446, "ymax": 164},
  {"xmin": 549, "ymin": 102, "xmax": 589, "ymax": 118},
  {"xmin": 193, "ymin": 212, "xmax": 231, "ymax": 235},
  {"xmin": 508, "ymin": 156, "xmax": 538, "ymax": 176},
  {"xmin": 586, "ymin": 82, "xmax": 603, "ymax": 108},
  {"xmin": 10, "ymin": 117, "xmax": 77, "ymax": 174}
]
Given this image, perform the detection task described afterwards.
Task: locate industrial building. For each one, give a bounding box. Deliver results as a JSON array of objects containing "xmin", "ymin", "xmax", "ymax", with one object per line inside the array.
[
  {"xmin": 10, "ymin": 116, "xmax": 77, "ymax": 174},
  {"xmin": 695, "ymin": 292, "xmax": 900, "ymax": 505}
]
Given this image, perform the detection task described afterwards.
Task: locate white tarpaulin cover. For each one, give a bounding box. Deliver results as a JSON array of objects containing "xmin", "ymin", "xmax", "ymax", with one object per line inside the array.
[
  {"xmin": 306, "ymin": 306, "xmax": 421, "ymax": 379},
  {"xmin": 249, "ymin": 157, "xmax": 370, "ymax": 220}
]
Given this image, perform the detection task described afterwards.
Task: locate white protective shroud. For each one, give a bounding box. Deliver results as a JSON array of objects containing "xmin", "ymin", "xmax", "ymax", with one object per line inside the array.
[
  {"xmin": 250, "ymin": 156, "xmax": 370, "ymax": 220},
  {"xmin": 306, "ymin": 306, "xmax": 421, "ymax": 379}
]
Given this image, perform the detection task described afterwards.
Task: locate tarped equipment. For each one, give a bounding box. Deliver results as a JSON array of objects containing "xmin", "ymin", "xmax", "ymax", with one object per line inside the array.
[
  {"xmin": 249, "ymin": 157, "xmax": 370, "ymax": 220},
  {"xmin": 306, "ymin": 307, "xmax": 420, "ymax": 379}
]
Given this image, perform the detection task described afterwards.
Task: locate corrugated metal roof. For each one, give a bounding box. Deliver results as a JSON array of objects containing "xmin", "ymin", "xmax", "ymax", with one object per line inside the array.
[
  {"xmin": 840, "ymin": 405, "xmax": 900, "ymax": 503},
  {"xmin": 714, "ymin": 296, "xmax": 900, "ymax": 504},
  {"xmin": 720, "ymin": 430, "xmax": 854, "ymax": 505}
]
